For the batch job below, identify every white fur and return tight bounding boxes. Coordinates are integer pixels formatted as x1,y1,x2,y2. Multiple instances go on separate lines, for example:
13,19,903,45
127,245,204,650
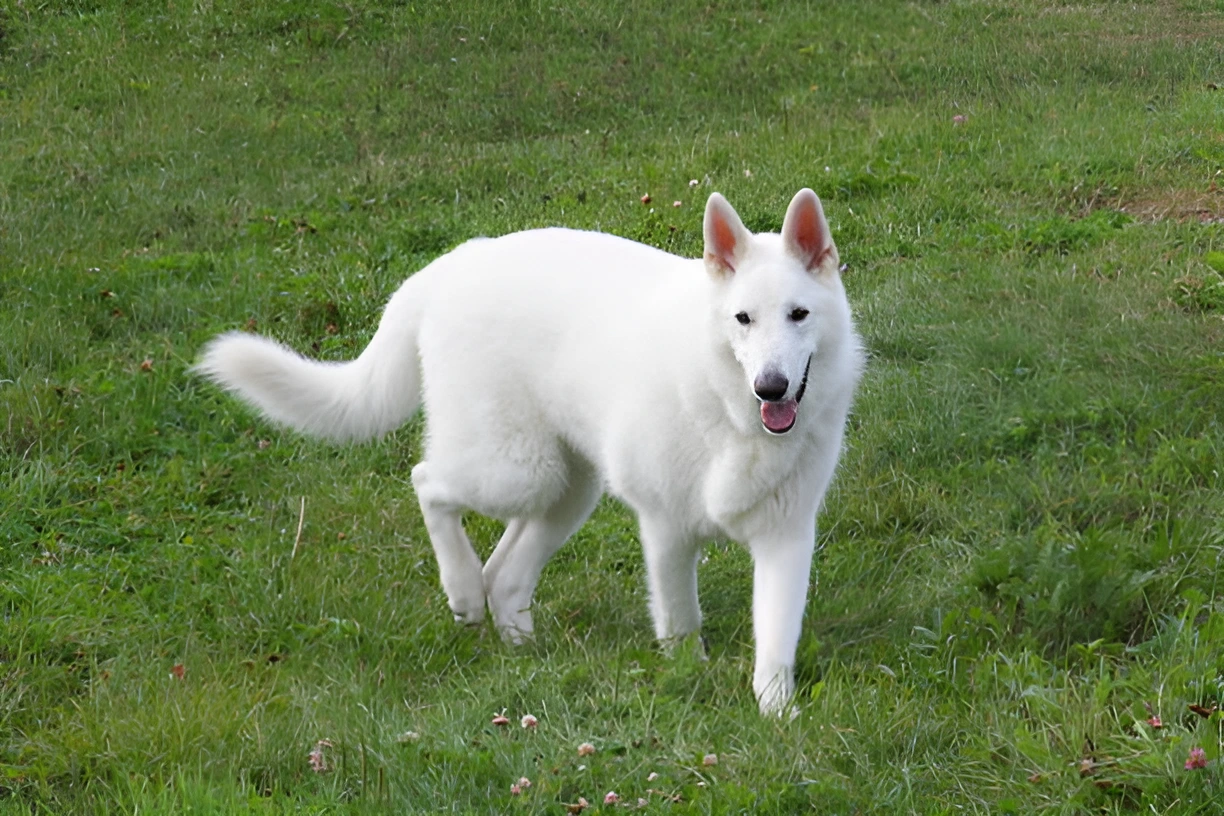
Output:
196,189,864,715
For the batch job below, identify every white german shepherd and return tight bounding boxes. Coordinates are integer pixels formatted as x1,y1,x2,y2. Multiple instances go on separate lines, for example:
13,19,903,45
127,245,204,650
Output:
196,189,864,715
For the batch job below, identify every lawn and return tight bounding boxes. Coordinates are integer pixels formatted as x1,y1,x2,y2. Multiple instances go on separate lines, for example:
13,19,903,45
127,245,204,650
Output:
2,0,1224,812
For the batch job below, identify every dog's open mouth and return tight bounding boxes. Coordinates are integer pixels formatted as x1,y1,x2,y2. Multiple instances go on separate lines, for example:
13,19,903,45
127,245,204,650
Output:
759,356,811,435
761,400,798,434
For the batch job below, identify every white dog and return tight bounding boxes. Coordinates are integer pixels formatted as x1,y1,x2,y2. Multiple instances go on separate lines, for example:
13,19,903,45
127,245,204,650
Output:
196,189,864,715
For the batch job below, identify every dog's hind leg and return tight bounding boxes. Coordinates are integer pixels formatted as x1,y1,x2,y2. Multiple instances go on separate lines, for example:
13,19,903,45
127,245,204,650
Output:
483,460,602,643
411,462,486,624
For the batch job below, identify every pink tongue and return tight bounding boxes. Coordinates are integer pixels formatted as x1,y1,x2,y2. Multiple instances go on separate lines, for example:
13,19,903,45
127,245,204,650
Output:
760,399,798,433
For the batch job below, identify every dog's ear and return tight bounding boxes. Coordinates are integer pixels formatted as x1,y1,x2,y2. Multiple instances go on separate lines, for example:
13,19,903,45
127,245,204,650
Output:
782,188,838,274
703,192,751,278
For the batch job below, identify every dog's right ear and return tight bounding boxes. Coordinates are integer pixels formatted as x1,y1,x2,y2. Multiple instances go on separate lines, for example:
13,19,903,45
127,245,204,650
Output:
703,192,751,279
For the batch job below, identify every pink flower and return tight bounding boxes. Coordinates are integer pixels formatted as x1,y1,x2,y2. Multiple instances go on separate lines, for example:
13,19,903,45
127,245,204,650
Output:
491,713,510,726
952,114,967,125
307,739,333,773
640,194,651,205
604,791,620,804
517,776,532,789
1147,716,1162,729
672,201,682,208
577,742,596,756
510,784,522,795
1186,747,1208,770
521,714,538,728
702,753,718,766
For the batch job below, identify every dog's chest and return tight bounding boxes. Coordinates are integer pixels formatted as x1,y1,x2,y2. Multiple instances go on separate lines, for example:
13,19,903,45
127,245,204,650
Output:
601,418,813,540
699,436,815,534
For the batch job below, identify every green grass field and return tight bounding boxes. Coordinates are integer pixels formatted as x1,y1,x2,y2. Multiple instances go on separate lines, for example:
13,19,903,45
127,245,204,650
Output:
3,0,1224,812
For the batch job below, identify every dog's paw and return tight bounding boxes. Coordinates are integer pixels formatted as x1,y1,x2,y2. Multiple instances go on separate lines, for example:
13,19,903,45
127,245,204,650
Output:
765,703,801,722
449,597,487,625
444,570,488,625
754,669,796,717
757,696,800,720
496,619,534,646
485,575,536,644
659,631,707,661
490,605,534,645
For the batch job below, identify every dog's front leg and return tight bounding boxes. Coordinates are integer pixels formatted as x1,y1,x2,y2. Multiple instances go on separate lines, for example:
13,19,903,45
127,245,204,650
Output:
638,515,702,643
749,533,815,716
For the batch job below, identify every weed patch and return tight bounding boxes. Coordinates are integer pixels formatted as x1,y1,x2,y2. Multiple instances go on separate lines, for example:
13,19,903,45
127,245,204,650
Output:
974,209,1132,255
1173,256,1224,312
967,523,1207,650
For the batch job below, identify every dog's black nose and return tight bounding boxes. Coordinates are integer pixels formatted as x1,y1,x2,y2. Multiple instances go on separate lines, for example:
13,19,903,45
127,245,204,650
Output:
753,372,789,402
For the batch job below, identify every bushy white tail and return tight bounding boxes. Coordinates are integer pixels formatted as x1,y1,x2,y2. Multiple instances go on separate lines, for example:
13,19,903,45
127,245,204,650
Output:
194,279,426,442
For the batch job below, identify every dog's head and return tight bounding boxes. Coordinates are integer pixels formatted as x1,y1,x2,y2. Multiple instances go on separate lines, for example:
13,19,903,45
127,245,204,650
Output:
703,188,846,435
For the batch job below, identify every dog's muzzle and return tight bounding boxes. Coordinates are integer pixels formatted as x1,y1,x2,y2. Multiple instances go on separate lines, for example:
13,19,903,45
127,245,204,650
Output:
759,356,811,435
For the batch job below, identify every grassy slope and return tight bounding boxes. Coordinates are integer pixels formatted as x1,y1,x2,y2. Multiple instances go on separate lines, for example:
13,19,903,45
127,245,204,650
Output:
2,0,1224,812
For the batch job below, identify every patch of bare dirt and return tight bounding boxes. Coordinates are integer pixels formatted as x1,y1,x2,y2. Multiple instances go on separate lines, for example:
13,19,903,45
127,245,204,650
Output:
1120,187,1224,225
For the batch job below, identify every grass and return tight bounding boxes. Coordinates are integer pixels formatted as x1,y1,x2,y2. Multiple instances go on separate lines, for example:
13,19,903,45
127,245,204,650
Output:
2,0,1224,812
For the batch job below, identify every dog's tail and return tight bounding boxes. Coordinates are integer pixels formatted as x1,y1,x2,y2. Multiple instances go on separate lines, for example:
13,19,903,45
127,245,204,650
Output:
194,272,430,443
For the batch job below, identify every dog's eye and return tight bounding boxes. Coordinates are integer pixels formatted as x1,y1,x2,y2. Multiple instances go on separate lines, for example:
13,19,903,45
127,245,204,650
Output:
789,308,809,322
735,312,751,326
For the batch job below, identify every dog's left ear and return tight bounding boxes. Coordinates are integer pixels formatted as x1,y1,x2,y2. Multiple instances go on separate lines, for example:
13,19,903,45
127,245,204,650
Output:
782,188,838,274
